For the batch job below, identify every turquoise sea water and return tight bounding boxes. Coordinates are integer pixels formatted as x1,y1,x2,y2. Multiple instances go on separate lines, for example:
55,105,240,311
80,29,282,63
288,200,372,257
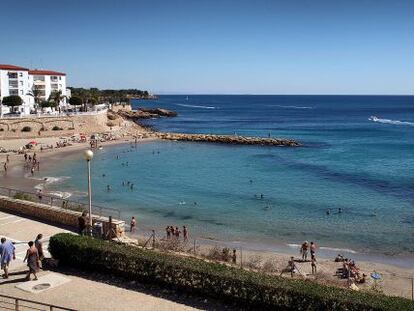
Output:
40,96,414,262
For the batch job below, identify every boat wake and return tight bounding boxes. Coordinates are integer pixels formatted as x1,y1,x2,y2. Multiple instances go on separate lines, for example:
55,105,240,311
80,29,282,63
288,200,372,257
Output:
175,103,217,109
369,116,414,126
274,105,313,109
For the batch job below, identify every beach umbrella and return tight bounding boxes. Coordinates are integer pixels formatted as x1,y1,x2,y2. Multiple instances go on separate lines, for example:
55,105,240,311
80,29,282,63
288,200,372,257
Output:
28,141,38,145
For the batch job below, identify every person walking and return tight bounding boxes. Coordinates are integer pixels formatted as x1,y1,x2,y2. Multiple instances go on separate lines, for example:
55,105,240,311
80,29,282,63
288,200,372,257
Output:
0,238,15,279
34,234,44,262
23,241,39,281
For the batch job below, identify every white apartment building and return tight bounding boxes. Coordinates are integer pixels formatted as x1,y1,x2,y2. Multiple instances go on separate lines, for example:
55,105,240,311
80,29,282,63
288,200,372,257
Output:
0,64,68,116
0,64,32,115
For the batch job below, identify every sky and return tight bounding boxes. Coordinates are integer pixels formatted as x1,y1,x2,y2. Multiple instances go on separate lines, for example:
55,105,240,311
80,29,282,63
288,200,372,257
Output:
1,0,413,94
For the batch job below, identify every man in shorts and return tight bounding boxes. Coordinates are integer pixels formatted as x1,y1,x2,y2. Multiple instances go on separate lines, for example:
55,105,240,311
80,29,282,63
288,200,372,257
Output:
0,237,16,279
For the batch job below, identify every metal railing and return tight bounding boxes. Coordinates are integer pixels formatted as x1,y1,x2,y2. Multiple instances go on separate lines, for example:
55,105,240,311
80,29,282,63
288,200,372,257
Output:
0,186,121,220
0,294,77,311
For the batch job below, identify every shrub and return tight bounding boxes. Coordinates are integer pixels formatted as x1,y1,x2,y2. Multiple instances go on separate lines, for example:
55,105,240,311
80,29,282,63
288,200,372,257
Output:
52,126,63,131
48,234,414,311
2,95,22,107
106,121,116,127
0,128,4,132
13,192,34,202
21,126,32,132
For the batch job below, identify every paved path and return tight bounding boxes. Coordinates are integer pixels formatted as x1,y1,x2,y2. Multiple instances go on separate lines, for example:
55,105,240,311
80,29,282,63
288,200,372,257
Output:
0,211,200,311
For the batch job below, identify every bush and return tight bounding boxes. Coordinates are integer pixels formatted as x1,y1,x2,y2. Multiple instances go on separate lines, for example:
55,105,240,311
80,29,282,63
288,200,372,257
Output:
48,234,414,311
13,192,34,202
107,114,118,121
0,128,4,132
52,126,63,131
21,126,32,132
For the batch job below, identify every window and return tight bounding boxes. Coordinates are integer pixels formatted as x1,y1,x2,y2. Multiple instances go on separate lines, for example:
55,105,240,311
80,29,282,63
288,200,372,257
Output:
59,76,62,80
20,90,23,95
10,89,18,95
20,81,23,86
51,76,58,82
8,72,18,79
19,72,23,77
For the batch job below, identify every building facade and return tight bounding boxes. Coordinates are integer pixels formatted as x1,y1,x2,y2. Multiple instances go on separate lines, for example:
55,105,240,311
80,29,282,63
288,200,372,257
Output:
0,64,68,116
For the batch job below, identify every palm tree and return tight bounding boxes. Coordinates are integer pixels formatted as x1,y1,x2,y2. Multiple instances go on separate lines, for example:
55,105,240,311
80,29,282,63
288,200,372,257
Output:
27,85,43,113
49,90,65,113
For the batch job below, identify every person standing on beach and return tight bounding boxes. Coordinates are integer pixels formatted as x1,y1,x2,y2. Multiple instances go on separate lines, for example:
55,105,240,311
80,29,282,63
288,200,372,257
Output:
130,217,136,233
300,241,309,261
78,211,87,235
183,226,188,242
23,241,39,281
3,162,7,173
310,241,316,257
31,167,35,176
0,238,15,279
175,227,180,239
6,155,9,163
311,255,317,274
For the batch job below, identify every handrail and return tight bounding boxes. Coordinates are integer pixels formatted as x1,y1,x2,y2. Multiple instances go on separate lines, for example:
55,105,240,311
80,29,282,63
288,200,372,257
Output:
0,293,77,311
0,186,121,220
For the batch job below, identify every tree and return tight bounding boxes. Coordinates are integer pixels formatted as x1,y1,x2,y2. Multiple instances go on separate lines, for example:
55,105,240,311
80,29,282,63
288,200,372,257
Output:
2,96,23,110
69,96,82,109
39,101,54,109
49,90,62,104
27,85,43,112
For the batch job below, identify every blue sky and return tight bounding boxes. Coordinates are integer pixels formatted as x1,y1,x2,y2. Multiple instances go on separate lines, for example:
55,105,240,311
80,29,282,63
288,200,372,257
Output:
1,0,413,94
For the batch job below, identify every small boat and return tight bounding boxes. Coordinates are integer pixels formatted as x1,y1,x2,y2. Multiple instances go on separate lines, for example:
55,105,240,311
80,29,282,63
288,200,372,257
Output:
368,116,379,121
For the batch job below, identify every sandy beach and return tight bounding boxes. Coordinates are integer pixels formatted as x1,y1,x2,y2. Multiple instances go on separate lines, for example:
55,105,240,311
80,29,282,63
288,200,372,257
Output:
0,119,413,301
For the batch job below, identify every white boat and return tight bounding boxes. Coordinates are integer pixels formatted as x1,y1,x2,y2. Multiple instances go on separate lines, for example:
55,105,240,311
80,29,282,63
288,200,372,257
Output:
369,116,379,121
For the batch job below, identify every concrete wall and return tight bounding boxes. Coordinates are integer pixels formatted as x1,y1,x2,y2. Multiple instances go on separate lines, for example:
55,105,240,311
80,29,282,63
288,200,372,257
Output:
0,195,125,238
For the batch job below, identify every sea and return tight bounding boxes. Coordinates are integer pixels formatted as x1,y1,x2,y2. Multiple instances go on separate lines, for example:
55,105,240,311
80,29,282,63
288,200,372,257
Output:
38,95,414,265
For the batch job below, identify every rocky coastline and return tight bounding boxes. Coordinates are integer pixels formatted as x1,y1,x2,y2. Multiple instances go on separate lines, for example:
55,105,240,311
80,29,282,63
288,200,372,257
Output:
155,132,300,146
117,107,300,147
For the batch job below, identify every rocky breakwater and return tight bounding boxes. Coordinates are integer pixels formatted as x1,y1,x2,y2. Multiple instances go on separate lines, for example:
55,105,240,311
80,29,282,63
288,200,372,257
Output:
117,108,177,120
155,132,300,147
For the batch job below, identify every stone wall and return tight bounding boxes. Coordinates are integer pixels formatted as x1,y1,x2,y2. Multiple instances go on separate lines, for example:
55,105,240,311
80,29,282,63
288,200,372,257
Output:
0,196,125,238
0,112,111,139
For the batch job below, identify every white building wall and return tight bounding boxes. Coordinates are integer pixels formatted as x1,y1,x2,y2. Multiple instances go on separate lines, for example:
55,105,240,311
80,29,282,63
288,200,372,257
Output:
0,69,32,115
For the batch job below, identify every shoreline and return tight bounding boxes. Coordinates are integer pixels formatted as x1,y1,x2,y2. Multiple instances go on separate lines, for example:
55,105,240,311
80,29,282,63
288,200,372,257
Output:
1,131,414,299
2,140,413,266
2,138,413,266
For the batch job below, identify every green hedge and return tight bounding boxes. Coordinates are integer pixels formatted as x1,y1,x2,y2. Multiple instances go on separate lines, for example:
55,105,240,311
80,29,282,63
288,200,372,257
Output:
49,233,414,311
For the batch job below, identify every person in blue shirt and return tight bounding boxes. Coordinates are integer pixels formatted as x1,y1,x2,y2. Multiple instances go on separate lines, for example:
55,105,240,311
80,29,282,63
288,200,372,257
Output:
0,237,16,279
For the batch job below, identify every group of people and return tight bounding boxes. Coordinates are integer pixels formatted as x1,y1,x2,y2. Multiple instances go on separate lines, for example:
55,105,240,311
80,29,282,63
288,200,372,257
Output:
165,225,188,241
24,152,40,176
335,254,366,284
0,234,44,281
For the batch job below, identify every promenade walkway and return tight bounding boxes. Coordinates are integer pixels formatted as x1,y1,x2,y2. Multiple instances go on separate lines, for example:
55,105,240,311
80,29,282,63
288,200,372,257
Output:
0,210,201,311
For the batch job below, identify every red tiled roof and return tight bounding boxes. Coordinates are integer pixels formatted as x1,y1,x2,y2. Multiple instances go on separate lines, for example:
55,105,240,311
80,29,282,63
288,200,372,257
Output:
29,70,66,76
0,64,29,71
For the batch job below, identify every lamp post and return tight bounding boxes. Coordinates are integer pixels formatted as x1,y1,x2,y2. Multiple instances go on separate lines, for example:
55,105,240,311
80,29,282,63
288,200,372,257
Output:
83,149,94,236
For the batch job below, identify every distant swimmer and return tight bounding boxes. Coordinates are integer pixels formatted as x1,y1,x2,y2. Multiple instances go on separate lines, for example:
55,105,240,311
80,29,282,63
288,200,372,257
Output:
130,184,134,190
338,208,342,214
116,155,119,159
122,181,125,186
107,185,111,192
193,202,197,206
179,201,186,205
326,209,331,215
249,179,253,184
127,181,130,185
102,174,106,177
260,193,264,199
